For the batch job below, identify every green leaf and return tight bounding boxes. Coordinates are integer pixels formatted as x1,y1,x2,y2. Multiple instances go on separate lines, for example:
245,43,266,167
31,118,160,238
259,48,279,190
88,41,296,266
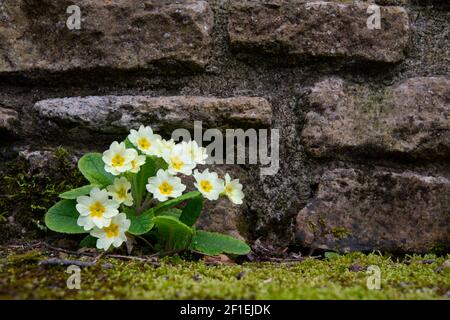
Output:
158,208,182,220
123,137,135,149
80,235,97,248
132,156,167,207
189,231,251,256
59,185,96,199
180,194,203,226
124,207,155,235
153,191,202,215
45,200,85,234
152,215,193,251
78,153,115,187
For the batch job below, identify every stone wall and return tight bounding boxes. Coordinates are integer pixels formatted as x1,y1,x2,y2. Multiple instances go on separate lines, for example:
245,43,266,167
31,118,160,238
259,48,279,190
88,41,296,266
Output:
0,0,449,253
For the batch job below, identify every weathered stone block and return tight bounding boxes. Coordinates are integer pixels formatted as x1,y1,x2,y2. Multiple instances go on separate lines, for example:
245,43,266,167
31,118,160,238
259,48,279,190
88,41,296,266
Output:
32,95,272,135
0,107,18,134
228,0,410,63
0,0,213,74
296,168,450,253
18,148,78,176
301,77,450,159
196,165,250,241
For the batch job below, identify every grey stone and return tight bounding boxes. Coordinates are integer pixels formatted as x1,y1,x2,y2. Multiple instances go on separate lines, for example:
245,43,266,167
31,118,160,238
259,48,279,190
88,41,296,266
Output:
0,0,213,74
301,77,450,159
33,95,272,135
180,164,250,241
196,165,250,241
228,0,410,63
296,168,450,253
0,107,18,134
18,149,78,175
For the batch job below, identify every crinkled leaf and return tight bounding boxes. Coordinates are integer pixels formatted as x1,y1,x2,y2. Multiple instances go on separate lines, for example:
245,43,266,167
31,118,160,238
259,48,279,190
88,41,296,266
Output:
45,199,85,234
180,193,203,227
59,185,96,199
152,215,193,251
189,231,251,256
78,153,115,187
124,207,155,235
153,191,202,215
158,208,182,220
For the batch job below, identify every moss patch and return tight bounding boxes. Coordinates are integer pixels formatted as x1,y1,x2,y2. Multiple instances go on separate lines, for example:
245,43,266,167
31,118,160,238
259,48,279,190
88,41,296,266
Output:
0,150,84,243
1,248,449,300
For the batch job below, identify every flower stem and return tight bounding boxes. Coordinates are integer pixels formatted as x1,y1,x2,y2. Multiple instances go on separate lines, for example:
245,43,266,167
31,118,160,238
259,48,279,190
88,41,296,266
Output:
141,194,152,211
136,194,152,214
130,173,142,210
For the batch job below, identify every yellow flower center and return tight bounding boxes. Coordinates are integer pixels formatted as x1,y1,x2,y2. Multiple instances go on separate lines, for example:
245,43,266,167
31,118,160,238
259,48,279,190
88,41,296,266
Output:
103,223,120,238
116,187,127,199
171,156,184,171
89,202,106,218
200,180,213,193
131,160,138,170
138,138,151,150
111,154,125,167
159,181,174,195
225,185,233,195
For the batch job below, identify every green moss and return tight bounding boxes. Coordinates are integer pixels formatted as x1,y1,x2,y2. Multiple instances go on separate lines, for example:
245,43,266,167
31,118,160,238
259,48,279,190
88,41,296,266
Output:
0,151,84,242
330,228,351,239
1,250,449,300
307,221,317,232
5,250,43,264
313,218,350,240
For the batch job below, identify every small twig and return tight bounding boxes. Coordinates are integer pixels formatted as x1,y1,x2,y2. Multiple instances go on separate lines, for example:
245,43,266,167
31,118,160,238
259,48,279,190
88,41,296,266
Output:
41,243,156,262
0,242,43,250
93,251,106,264
42,242,96,257
267,257,306,262
105,254,154,262
39,258,96,267
6,241,175,265
264,255,320,263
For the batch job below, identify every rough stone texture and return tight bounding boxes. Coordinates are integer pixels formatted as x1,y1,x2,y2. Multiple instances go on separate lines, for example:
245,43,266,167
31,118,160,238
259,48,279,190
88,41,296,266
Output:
296,168,450,253
17,149,78,176
196,165,250,241
0,1,449,253
228,0,410,63
32,95,272,136
0,0,213,74
301,77,450,159
199,197,248,241
0,107,18,134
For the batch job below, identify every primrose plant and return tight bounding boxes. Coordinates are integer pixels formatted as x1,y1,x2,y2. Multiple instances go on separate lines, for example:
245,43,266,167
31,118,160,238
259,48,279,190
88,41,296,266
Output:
45,125,250,256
